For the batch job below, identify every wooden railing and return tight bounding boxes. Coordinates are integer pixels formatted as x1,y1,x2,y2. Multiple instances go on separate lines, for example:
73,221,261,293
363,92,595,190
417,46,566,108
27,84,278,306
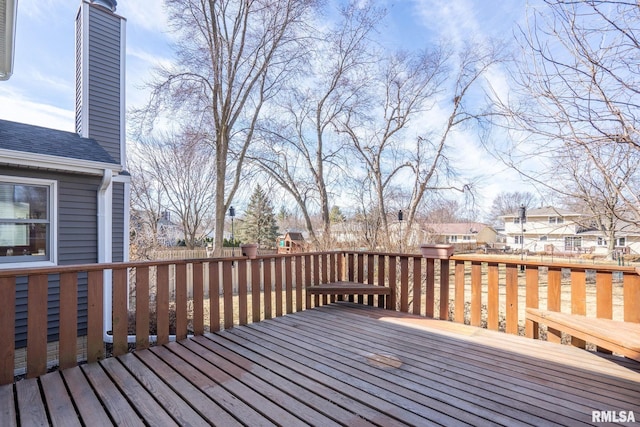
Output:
1,250,639,384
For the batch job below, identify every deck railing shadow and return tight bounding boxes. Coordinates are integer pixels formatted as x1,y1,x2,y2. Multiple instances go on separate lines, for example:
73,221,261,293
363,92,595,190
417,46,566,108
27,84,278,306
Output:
0,250,639,384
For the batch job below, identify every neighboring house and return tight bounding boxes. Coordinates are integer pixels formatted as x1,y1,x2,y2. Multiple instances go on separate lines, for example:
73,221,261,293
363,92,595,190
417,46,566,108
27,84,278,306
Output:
422,222,498,248
0,0,129,347
501,206,639,256
502,207,584,253
577,222,640,258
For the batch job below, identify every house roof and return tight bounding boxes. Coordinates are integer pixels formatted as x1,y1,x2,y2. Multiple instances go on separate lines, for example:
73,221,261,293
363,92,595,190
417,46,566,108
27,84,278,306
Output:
0,119,118,164
424,222,494,236
502,206,582,218
285,232,304,241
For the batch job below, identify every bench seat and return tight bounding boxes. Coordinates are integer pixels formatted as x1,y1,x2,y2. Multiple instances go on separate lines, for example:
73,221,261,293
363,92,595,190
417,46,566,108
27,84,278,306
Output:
307,281,391,295
526,308,640,362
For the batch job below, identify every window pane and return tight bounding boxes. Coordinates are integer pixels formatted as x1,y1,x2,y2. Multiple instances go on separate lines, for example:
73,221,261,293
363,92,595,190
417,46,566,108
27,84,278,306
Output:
0,183,48,220
0,223,48,259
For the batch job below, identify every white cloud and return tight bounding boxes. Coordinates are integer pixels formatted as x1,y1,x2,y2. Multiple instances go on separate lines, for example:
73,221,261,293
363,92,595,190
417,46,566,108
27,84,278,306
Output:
0,88,74,132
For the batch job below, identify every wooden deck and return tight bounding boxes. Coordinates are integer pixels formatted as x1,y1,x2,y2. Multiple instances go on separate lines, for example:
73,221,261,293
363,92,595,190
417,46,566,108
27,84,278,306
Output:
2,303,640,426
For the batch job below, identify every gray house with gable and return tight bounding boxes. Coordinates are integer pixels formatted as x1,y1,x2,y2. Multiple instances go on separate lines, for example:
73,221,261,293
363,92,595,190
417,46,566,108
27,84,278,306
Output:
0,0,129,349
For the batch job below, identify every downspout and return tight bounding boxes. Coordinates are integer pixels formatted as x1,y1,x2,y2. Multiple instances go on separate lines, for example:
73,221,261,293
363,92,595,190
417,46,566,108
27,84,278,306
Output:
98,169,113,340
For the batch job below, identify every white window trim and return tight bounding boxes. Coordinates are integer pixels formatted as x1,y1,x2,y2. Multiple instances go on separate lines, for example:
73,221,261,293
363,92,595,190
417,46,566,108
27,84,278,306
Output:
0,175,57,268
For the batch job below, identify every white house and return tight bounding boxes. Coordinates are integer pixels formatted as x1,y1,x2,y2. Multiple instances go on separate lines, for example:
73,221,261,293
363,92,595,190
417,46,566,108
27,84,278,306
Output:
501,206,640,257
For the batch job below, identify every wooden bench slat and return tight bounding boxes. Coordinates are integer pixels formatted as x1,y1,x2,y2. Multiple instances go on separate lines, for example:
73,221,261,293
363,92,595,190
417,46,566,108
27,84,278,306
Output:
307,281,391,295
526,308,640,362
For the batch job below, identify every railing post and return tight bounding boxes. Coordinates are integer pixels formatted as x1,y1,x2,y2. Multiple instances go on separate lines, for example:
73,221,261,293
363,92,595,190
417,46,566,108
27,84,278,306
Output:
87,270,104,363
505,264,518,335
263,258,272,320
547,268,562,343
412,257,421,315
0,277,15,385
208,261,221,332
624,270,640,323
136,266,150,350
570,269,586,347
470,262,482,327
525,266,539,339
193,262,204,335
454,260,465,323
487,263,499,330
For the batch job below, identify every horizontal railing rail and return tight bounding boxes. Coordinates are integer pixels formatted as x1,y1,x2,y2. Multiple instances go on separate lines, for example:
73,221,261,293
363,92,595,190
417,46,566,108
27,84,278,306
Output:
1,250,639,385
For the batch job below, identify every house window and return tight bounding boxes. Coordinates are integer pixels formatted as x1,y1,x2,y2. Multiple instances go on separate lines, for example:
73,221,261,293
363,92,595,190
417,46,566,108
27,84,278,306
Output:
597,237,606,246
447,236,458,243
540,236,548,241
0,177,56,266
564,236,582,251
463,235,471,241
548,216,564,224
616,237,626,247
513,217,526,224
514,236,523,244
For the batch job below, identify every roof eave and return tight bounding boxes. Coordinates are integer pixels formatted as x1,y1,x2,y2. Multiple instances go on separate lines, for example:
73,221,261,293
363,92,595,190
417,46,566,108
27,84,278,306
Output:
0,0,18,81
0,148,123,176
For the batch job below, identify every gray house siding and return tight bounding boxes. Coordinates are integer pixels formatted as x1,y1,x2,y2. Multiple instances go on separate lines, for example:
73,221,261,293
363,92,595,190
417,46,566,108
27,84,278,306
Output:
2,167,100,347
76,4,122,163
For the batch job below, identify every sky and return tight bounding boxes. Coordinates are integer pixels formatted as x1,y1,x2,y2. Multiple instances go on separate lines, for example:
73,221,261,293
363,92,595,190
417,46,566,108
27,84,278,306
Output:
0,0,538,219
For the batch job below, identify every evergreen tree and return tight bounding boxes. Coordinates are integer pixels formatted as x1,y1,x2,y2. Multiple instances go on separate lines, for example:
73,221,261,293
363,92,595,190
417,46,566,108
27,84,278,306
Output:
237,185,279,248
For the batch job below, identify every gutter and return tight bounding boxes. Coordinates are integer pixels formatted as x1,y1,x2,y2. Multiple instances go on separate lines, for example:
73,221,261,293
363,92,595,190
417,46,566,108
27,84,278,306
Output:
0,148,122,176
0,0,18,81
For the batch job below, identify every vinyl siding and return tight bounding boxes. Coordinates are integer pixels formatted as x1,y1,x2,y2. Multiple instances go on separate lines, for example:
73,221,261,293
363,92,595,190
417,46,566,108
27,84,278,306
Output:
1,168,99,347
78,4,122,163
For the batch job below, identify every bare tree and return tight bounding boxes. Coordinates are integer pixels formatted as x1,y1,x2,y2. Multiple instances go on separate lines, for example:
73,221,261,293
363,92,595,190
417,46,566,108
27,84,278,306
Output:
551,142,638,258
133,0,316,255
342,42,502,250
131,130,217,249
494,0,640,225
128,157,167,260
250,1,382,248
339,48,448,249
487,191,539,226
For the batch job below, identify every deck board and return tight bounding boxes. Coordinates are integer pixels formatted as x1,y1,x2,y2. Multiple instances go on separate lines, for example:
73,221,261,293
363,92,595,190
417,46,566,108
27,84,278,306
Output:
5,302,640,426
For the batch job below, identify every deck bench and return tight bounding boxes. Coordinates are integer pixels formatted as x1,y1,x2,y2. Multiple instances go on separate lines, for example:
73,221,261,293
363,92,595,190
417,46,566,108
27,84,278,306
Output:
307,281,392,308
526,308,640,362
